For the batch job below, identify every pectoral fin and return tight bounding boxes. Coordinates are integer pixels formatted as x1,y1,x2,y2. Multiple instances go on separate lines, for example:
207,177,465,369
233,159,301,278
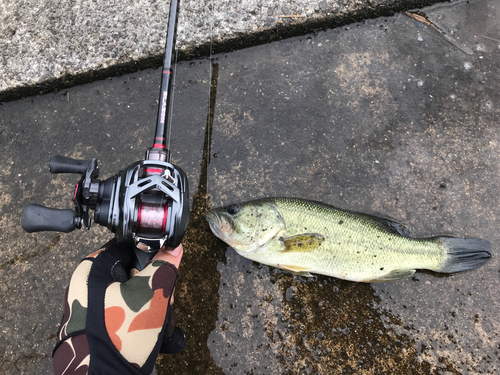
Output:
278,264,314,277
363,269,416,283
279,233,325,253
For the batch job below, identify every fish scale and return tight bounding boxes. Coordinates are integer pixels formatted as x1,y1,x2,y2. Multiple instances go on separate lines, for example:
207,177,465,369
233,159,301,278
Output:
206,197,491,282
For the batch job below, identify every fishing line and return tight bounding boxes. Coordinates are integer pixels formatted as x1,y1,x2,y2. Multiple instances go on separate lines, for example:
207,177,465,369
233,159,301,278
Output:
205,0,215,210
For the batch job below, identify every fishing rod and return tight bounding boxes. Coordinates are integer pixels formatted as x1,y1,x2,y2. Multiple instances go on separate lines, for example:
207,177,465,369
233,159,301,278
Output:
21,0,189,270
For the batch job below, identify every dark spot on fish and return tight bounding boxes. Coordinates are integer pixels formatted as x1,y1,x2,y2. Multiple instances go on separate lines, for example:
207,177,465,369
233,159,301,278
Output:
432,206,438,210
338,220,344,225
439,182,447,189
373,255,377,257
380,267,384,270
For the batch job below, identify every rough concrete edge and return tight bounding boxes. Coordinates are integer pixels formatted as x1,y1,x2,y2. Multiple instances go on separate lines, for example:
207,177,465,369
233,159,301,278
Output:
0,0,448,103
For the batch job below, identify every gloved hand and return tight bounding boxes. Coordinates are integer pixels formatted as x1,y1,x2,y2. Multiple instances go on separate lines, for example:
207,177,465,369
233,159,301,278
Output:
53,239,185,375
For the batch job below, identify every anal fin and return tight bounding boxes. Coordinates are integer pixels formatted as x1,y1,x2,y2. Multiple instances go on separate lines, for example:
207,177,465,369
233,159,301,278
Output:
363,269,416,283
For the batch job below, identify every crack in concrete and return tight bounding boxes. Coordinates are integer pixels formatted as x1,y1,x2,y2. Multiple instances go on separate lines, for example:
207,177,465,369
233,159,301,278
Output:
0,233,61,270
405,11,474,55
14,353,49,372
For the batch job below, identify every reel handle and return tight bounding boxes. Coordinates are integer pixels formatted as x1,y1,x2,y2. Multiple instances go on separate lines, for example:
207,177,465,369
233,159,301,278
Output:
22,204,80,233
49,155,92,174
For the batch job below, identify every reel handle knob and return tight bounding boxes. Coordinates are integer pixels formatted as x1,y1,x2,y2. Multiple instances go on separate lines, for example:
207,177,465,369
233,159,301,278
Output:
49,155,92,174
22,204,80,233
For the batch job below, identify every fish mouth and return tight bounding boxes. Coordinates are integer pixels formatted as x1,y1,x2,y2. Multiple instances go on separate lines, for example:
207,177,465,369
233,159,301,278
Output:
205,210,234,241
205,211,223,237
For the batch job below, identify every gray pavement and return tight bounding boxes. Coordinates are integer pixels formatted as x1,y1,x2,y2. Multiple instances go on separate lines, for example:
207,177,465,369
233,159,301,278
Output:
1,0,446,102
1,0,500,374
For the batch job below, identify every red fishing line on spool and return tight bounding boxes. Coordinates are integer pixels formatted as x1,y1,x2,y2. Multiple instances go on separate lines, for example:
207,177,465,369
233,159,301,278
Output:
137,201,168,235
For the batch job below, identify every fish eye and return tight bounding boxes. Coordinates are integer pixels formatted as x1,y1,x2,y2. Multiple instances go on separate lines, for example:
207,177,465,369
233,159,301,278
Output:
227,205,239,215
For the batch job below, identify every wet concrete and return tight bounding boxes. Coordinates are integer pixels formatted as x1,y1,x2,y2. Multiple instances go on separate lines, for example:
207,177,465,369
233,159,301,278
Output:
1,0,499,374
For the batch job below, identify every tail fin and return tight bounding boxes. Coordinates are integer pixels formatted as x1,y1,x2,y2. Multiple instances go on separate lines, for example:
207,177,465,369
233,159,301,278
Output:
439,237,492,273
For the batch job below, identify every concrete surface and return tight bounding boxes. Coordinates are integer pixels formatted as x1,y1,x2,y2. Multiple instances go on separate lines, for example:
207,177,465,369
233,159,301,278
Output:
204,1,500,373
1,0,447,102
1,0,499,374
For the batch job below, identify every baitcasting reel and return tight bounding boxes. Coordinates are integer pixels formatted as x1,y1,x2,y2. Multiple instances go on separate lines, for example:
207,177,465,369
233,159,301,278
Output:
22,153,189,252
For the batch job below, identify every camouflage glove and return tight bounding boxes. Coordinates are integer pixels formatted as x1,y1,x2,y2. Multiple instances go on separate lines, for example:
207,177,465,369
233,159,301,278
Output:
53,239,185,375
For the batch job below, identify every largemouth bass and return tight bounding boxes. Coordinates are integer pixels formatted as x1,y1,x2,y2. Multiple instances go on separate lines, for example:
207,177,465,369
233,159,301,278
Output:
205,197,491,282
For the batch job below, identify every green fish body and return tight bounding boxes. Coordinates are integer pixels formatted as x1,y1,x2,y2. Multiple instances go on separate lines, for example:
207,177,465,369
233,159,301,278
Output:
205,198,491,282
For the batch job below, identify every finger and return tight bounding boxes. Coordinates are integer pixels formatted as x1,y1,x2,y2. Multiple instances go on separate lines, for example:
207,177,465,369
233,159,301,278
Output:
152,244,183,269
129,268,140,277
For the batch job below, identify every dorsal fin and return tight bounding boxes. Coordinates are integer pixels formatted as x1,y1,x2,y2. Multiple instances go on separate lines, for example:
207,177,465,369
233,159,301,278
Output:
350,211,411,237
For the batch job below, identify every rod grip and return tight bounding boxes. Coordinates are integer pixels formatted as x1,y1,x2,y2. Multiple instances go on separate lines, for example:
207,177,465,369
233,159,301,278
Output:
22,204,79,233
49,155,91,174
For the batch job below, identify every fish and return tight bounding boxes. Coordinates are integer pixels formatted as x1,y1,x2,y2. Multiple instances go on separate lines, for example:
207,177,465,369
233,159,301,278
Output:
205,197,492,282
